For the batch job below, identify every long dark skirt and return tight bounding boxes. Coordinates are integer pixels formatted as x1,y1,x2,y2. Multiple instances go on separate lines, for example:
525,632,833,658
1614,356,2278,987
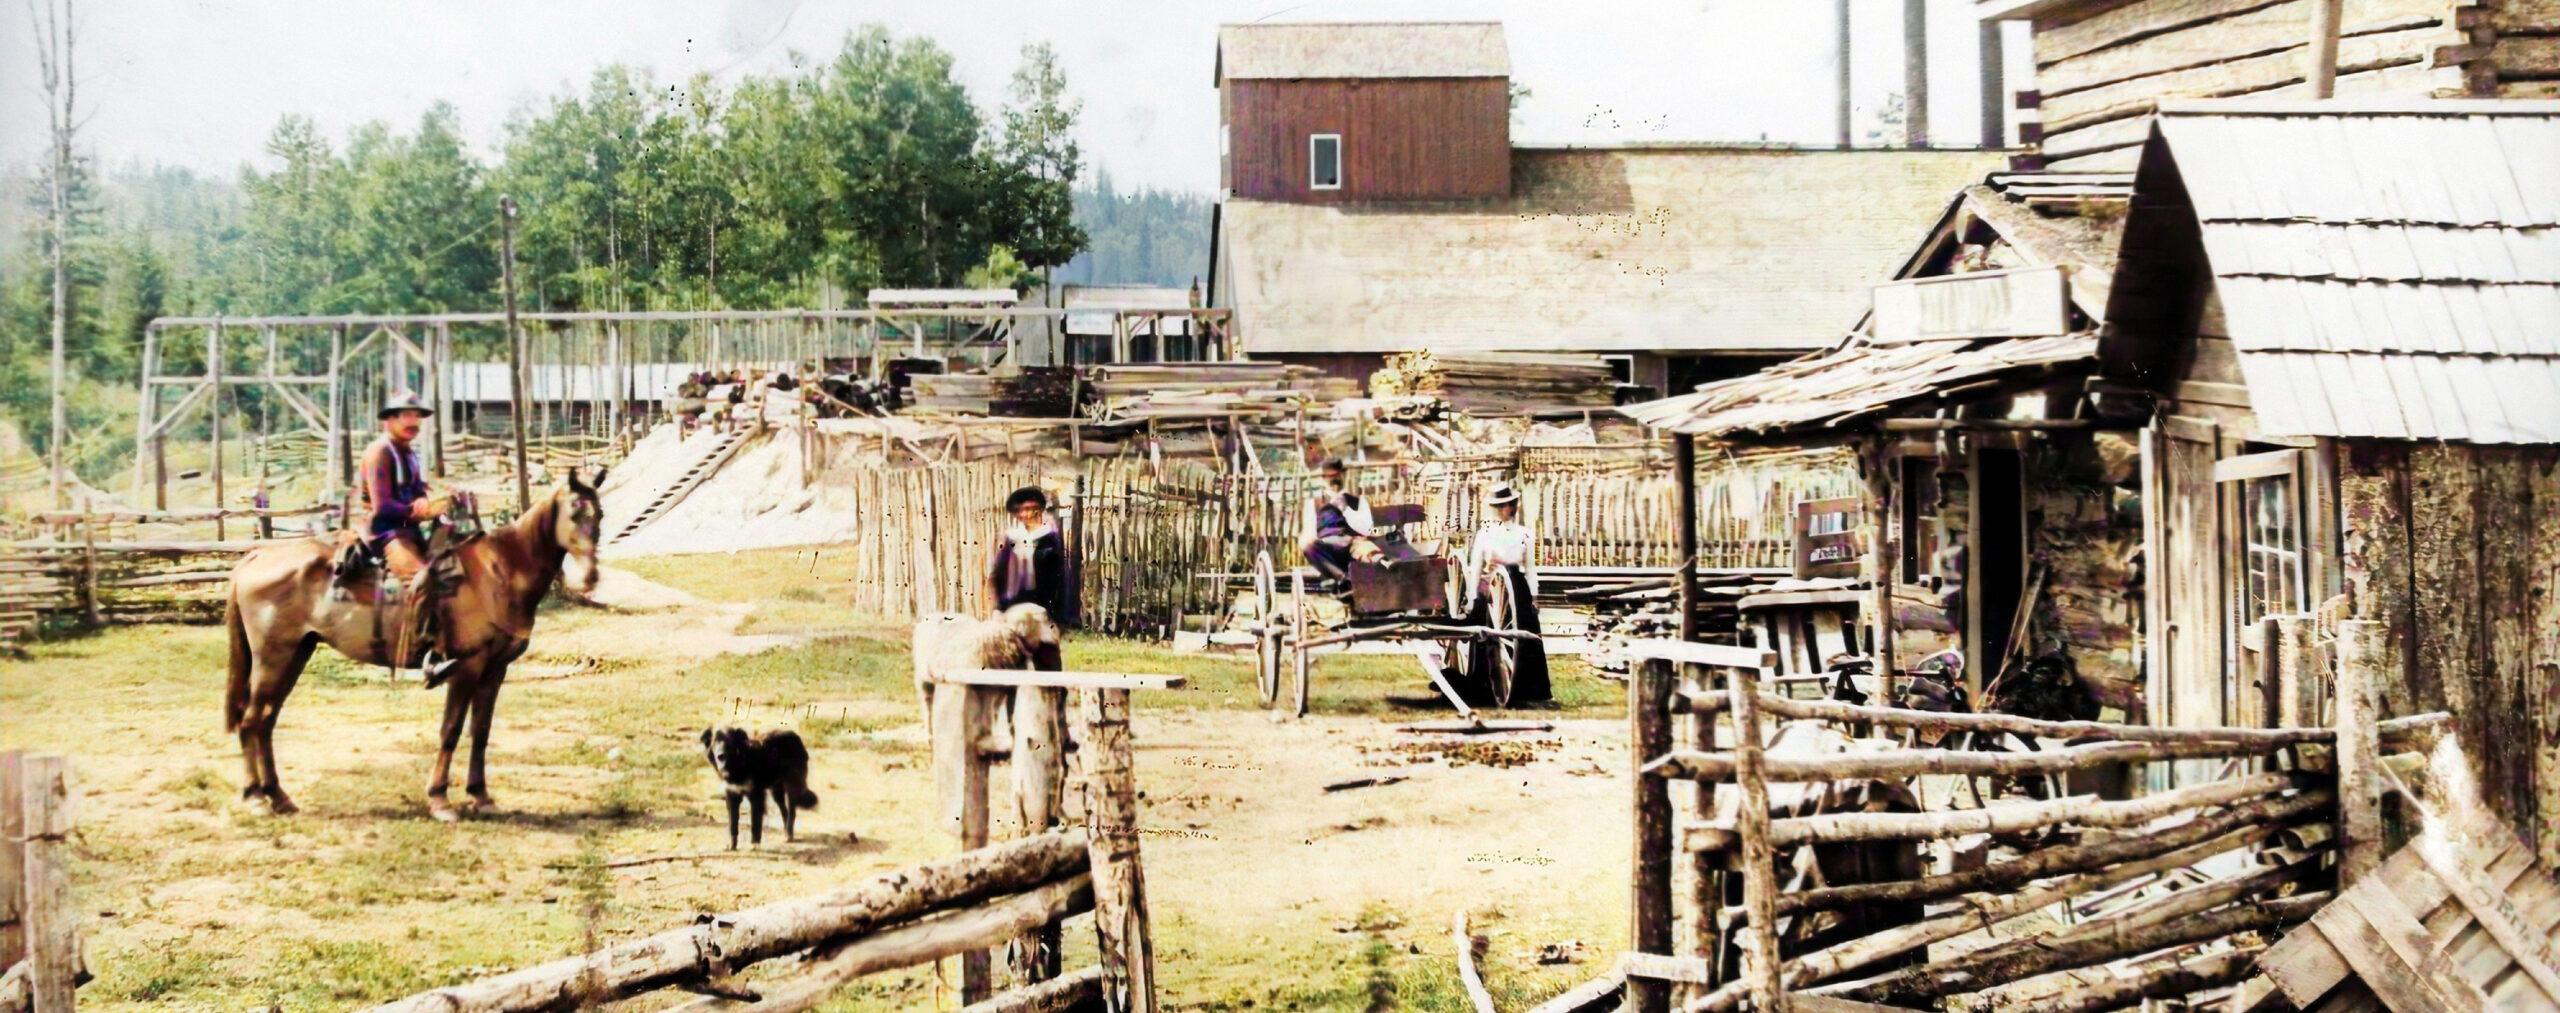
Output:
1459,566,1550,705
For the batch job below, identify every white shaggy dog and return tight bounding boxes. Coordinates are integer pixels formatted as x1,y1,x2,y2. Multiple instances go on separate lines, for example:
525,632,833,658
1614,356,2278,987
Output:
911,603,1063,727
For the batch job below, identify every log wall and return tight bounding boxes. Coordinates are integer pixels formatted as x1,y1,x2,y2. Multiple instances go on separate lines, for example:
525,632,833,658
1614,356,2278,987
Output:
2493,0,2560,95
2027,0,2469,171
2335,441,2560,862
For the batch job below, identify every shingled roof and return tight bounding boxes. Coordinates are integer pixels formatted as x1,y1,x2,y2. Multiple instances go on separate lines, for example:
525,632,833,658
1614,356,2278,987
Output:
1218,146,2007,356
1214,22,1508,84
2105,100,2560,444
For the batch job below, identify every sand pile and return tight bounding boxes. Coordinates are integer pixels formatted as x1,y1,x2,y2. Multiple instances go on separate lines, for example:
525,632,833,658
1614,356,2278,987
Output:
602,428,856,558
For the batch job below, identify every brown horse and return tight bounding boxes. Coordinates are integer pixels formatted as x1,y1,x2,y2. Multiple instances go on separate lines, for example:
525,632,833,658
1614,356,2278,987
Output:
223,470,605,820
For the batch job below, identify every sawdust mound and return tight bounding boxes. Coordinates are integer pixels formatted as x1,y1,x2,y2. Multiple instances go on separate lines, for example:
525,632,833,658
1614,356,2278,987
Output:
601,427,858,558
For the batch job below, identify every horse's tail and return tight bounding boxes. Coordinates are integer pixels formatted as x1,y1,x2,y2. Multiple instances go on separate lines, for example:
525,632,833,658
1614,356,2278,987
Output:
223,591,252,733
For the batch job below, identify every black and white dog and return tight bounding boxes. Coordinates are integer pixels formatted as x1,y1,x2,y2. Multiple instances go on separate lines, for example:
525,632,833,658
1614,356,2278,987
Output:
700,727,820,849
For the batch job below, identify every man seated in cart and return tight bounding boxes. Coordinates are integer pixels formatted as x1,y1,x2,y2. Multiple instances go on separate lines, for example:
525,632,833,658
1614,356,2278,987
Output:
1460,482,1550,703
1297,458,1382,584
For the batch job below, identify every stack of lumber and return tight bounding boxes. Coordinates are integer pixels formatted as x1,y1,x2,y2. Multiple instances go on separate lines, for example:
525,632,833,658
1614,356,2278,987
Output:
909,368,1080,418
1374,350,1618,416
1081,362,1355,420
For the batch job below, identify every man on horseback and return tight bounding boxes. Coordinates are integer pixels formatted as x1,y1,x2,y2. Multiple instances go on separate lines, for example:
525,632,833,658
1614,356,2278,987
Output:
362,392,458,685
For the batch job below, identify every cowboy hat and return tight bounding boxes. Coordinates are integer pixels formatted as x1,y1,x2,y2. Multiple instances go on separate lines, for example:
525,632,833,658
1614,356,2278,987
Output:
378,391,435,419
1486,482,1520,507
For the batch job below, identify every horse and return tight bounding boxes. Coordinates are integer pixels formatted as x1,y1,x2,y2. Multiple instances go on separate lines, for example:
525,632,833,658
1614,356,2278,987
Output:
223,469,605,821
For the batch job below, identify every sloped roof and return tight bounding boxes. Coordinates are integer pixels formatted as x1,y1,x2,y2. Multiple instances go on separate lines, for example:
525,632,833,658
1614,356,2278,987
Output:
1215,23,1507,84
2121,100,2560,444
1885,173,2131,319
1619,334,2099,438
1220,146,2008,355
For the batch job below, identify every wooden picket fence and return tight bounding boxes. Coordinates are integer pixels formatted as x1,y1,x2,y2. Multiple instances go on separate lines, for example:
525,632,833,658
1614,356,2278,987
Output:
819,446,1859,635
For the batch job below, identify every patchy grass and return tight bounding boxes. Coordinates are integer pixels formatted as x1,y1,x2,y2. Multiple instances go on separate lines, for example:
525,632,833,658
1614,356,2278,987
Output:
0,547,1627,1011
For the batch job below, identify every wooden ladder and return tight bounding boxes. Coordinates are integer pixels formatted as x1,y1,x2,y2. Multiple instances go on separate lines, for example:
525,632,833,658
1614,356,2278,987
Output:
603,430,751,546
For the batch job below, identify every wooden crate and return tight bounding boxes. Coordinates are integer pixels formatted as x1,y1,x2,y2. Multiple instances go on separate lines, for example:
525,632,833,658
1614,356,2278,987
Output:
2261,816,2560,1012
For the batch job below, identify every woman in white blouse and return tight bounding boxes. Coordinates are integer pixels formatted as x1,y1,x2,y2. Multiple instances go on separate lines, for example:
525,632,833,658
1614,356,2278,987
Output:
1462,482,1551,703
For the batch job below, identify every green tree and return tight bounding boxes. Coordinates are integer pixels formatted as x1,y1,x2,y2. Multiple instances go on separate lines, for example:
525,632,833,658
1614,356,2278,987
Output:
994,42,1086,271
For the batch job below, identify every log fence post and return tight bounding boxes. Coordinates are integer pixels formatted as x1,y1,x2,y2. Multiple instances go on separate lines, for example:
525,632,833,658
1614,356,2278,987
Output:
2335,619,2385,884
1627,656,1674,1013
1725,671,1789,1013
934,683,999,1003
1079,687,1156,1013
1680,661,1719,1009
1010,685,1068,985
2273,614,2318,731
22,754,74,1012
76,520,97,629
0,751,22,969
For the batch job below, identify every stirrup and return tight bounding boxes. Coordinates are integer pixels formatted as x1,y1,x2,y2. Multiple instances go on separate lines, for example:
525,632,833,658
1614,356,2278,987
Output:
421,651,458,689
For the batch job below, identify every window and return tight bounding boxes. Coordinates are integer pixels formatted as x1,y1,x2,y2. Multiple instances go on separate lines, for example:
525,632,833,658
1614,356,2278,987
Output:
1309,133,1342,190
2213,450,2307,627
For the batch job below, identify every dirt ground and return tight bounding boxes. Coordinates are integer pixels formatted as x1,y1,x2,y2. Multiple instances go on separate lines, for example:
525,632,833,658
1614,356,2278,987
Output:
0,548,1632,1011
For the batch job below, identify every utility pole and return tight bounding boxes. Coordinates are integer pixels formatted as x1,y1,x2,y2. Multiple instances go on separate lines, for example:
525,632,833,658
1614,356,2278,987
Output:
1905,0,1930,148
33,0,79,508
501,196,529,512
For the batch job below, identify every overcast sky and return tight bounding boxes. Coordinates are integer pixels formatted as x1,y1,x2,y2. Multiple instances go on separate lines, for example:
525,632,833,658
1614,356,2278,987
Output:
0,0,2028,195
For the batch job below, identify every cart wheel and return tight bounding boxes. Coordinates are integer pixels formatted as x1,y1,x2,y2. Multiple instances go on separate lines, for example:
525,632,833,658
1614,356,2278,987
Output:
1476,572,1521,708
1292,568,1312,718
1254,552,1281,706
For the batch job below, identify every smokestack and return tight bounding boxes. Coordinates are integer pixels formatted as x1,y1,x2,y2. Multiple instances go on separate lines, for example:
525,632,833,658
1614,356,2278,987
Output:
1980,19,2006,148
1838,0,1854,149
1905,0,1930,148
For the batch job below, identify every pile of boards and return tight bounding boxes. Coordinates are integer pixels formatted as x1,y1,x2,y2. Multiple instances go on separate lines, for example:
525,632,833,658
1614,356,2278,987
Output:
1371,350,1619,415
909,367,1077,417
1081,362,1357,421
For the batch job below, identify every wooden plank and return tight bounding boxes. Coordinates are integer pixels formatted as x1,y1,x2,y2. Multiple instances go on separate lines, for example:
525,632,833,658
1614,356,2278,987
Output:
2036,0,2294,66
2494,36,2560,77
2475,449,2537,841
2215,449,2303,483
2410,445,2485,808
2406,837,2560,1007
2338,444,2417,716
1623,639,1778,671
2533,451,2560,867
2042,24,2441,135
2263,923,2357,1007
936,670,1187,691
1617,952,1717,984
2039,0,2443,96
2493,0,2560,32
2333,880,2492,1013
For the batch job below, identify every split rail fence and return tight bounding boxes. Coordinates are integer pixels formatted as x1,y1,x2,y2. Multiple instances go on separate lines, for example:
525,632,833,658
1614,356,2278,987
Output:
354,669,1165,1013
1575,618,2446,1013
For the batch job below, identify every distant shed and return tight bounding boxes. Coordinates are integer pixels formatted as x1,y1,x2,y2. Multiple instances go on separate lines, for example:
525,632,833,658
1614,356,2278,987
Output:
2100,100,2560,853
1215,22,1513,203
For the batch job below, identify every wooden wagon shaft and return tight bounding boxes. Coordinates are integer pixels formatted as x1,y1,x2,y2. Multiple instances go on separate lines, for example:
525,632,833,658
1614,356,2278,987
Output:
1826,893,2327,1005
353,831,1090,1013
1688,817,2303,1013
1688,771,2310,850
1526,970,1627,1013
954,965,1105,1013
1289,625,1538,651
662,876,1094,1013
2001,946,2264,1013
1768,788,2333,916
1647,738,2290,784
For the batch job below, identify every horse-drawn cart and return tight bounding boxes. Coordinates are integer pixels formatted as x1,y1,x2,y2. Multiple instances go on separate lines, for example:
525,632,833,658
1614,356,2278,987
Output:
1243,503,1542,718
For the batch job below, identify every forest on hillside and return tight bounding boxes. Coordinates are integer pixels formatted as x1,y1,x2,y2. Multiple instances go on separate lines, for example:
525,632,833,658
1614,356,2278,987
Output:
0,25,1209,482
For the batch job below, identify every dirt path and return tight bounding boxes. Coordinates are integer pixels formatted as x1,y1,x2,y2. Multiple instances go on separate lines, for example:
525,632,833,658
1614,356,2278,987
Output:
0,559,1628,1011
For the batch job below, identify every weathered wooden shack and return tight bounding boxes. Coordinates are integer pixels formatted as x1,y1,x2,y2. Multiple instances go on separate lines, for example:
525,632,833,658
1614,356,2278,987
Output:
2098,99,2560,854
1620,169,2143,719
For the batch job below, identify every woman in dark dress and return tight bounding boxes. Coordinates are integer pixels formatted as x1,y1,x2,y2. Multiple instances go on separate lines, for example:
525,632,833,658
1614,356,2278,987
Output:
986,485,1067,618
1463,482,1551,704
